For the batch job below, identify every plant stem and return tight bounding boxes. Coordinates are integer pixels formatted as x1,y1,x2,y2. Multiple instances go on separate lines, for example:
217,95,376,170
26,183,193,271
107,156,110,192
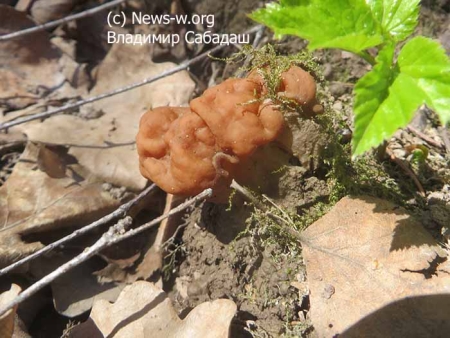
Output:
357,51,376,65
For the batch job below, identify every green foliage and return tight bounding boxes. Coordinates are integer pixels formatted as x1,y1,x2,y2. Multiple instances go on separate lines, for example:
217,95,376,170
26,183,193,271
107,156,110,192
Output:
353,43,396,155
354,37,450,155
250,0,450,156
250,0,383,53
367,0,420,41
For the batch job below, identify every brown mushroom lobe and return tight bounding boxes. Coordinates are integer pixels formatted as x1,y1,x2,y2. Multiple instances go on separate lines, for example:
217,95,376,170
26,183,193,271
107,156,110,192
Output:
136,65,320,196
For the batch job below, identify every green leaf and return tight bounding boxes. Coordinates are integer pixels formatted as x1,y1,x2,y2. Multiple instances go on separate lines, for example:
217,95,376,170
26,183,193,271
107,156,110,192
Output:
352,37,450,156
352,43,396,155
398,37,450,124
367,0,420,41
250,0,383,53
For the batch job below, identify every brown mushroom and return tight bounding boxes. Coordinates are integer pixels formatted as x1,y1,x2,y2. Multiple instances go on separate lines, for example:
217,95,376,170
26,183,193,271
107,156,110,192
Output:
136,65,321,198
190,77,284,157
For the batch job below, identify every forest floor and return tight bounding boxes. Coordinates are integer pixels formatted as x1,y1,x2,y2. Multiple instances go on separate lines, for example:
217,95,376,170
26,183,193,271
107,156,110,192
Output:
0,0,449,337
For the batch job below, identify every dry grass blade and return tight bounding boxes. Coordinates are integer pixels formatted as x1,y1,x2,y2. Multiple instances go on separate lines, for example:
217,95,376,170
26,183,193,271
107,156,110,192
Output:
0,0,127,41
0,184,156,277
0,188,212,318
407,125,445,149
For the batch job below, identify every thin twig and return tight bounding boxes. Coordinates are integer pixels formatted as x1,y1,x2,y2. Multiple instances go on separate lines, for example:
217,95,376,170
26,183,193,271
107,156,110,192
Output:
231,181,420,302
230,180,261,207
111,188,211,242
0,0,128,42
386,147,425,197
0,25,263,132
407,126,444,149
439,127,450,154
232,181,371,269
0,54,203,131
0,188,212,317
0,184,156,277
252,26,265,48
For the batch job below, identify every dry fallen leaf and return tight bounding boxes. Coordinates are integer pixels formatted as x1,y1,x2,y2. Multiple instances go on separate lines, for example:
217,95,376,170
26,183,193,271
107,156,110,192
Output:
69,281,237,338
23,42,195,190
0,5,65,114
302,195,450,337
29,254,125,317
0,284,21,338
0,142,122,267
128,194,186,283
29,0,82,24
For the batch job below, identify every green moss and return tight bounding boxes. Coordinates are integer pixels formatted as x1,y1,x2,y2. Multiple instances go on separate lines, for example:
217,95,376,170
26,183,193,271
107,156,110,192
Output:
225,43,428,273
317,110,423,210
217,44,322,116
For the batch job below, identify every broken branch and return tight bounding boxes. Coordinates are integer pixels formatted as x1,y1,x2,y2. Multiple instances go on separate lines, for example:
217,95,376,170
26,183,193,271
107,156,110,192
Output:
0,26,262,132
0,184,156,277
0,188,212,318
0,0,128,42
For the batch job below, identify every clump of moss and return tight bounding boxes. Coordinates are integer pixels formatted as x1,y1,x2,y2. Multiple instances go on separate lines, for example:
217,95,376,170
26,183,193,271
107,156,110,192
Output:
316,110,422,210
216,44,322,115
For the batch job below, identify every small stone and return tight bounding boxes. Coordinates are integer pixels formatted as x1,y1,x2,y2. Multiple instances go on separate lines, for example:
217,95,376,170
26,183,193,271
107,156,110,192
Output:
321,284,335,299
298,311,306,321
332,101,343,111
278,282,290,296
341,51,353,59
323,63,333,79
392,148,406,158
187,278,209,297
329,83,347,97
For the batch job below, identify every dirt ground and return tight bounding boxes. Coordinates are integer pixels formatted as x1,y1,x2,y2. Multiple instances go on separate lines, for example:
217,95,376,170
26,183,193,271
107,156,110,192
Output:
0,0,449,337
162,1,450,336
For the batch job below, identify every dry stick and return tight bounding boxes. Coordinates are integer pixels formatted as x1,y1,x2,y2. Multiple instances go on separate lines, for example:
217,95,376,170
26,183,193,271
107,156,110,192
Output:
386,147,425,197
0,0,128,42
439,127,450,154
231,181,374,276
0,26,262,132
0,54,204,131
0,188,212,318
0,184,156,277
407,126,445,149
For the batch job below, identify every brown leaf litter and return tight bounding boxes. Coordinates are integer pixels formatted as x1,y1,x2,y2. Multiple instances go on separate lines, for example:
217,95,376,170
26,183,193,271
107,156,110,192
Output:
302,195,450,337
69,281,236,338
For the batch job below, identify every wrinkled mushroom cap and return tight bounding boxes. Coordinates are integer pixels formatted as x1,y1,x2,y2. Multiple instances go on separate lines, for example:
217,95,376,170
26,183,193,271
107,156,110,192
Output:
190,78,285,157
137,106,224,195
136,65,321,198
248,65,323,116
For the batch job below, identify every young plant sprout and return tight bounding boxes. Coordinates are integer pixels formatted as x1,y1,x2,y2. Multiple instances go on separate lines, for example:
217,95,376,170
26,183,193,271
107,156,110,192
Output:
250,0,450,156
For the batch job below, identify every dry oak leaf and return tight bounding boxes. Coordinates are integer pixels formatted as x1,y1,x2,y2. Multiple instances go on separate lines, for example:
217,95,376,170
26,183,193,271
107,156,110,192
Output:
0,284,21,338
23,42,195,190
0,142,121,267
302,195,450,338
69,280,237,338
29,0,83,24
0,5,65,114
29,254,125,318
